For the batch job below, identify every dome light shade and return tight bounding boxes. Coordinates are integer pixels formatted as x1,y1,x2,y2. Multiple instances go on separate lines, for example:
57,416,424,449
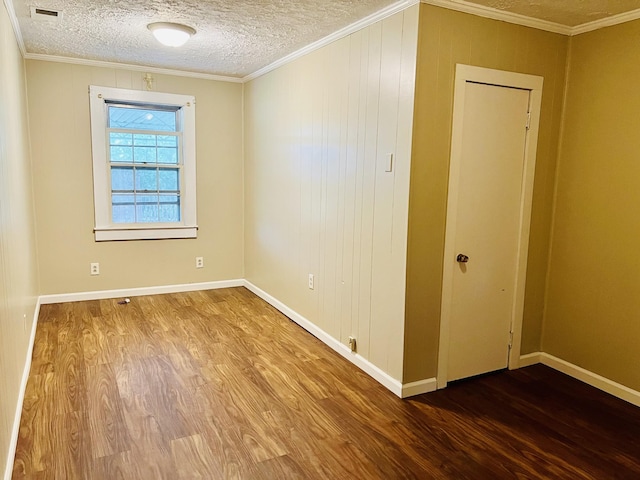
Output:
148,22,196,47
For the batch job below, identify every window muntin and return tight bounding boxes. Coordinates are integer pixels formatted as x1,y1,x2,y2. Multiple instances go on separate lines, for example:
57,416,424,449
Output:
89,86,197,241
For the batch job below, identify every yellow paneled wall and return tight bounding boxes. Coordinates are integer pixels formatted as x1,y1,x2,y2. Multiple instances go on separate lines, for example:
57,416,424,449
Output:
0,3,39,475
26,62,244,294
543,20,640,391
404,5,569,382
244,6,419,380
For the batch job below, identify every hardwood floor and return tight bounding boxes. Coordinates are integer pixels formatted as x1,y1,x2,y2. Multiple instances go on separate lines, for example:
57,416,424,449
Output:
12,287,640,479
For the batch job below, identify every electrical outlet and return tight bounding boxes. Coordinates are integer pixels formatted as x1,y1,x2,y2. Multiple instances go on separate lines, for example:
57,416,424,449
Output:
90,262,100,275
195,256,204,268
348,336,357,352
308,273,314,290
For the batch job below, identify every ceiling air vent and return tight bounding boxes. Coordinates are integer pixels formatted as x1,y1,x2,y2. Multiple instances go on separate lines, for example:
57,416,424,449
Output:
30,6,63,20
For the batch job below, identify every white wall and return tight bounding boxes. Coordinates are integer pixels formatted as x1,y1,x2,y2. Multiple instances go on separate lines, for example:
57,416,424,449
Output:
244,5,419,381
0,2,40,476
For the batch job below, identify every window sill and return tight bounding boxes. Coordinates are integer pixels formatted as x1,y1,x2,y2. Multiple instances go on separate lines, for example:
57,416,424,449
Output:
94,226,198,241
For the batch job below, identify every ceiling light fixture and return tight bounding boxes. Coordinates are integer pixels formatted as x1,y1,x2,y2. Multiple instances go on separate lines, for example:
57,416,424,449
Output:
147,22,196,47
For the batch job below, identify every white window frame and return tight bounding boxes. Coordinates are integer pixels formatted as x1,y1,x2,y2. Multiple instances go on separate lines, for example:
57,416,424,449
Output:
89,85,197,241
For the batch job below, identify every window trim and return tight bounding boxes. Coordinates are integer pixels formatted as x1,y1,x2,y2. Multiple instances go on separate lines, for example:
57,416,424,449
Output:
89,85,197,241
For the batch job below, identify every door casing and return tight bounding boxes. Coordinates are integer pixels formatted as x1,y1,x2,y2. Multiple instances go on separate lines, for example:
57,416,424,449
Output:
437,64,544,389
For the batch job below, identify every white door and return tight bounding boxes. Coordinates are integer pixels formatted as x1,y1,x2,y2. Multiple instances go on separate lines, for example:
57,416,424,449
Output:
447,81,531,382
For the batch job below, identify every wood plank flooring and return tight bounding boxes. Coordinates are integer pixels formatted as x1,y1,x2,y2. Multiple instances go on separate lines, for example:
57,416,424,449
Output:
12,287,640,479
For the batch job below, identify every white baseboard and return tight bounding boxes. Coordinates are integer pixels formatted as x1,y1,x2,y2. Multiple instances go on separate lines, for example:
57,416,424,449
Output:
38,279,245,304
402,378,438,397
518,351,542,367
4,298,41,480
539,353,640,408
243,280,429,398
520,351,640,408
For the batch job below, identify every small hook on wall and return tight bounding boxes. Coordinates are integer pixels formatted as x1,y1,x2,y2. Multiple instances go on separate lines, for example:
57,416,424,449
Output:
143,73,154,91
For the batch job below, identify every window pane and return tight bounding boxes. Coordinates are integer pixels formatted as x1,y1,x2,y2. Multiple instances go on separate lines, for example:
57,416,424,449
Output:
112,194,135,223
108,106,177,132
136,195,159,222
134,147,156,163
135,168,157,191
133,134,156,146
159,195,180,222
110,132,133,146
157,135,177,147
111,167,134,191
158,169,179,191
112,194,135,204
110,146,133,162
157,147,178,164
159,194,180,203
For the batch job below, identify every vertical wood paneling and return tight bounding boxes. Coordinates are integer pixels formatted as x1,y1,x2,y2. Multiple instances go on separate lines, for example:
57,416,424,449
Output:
310,53,325,323
297,59,315,318
115,69,133,90
244,6,419,381
391,9,420,378
349,26,370,355
371,11,413,374
339,31,363,346
321,40,348,340
334,36,352,346
357,19,383,360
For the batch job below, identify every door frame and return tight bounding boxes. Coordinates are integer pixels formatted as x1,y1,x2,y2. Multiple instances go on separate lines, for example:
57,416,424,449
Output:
437,64,544,389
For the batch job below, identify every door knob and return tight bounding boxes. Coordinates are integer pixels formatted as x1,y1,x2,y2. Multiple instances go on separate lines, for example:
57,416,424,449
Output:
456,254,469,263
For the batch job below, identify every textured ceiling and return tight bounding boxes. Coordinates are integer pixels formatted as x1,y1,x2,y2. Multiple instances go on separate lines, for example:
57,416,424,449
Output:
468,0,640,27
11,0,640,78
13,0,398,78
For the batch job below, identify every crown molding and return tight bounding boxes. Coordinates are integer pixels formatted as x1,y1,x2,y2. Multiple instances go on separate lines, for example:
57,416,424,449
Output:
23,53,244,83
570,7,640,36
422,0,640,37
242,0,420,82
3,0,26,55
421,0,572,35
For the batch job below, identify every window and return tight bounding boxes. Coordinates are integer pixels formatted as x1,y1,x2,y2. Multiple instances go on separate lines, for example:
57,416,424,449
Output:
89,86,197,241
